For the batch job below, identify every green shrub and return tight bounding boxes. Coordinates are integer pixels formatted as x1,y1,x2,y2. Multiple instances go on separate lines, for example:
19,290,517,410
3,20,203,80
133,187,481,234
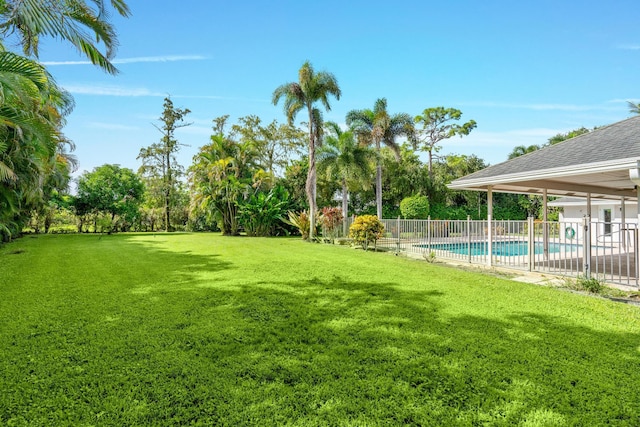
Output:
284,210,320,240
349,215,384,251
400,195,430,219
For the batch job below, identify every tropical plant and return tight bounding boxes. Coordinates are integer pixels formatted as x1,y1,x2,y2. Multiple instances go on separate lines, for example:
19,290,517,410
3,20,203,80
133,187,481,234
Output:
319,206,344,242
0,0,129,241
189,116,261,235
272,61,341,240
0,50,75,241
414,107,477,179
0,0,131,75
346,98,414,218
238,186,290,237
317,121,373,235
507,144,541,159
284,210,322,240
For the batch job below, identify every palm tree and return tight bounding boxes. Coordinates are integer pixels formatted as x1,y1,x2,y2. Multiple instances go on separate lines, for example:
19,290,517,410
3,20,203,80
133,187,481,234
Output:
0,49,75,239
628,101,640,115
272,61,341,240
189,117,261,235
0,0,131,74
508,144,540,159
346,98,414,218
317,121,373,236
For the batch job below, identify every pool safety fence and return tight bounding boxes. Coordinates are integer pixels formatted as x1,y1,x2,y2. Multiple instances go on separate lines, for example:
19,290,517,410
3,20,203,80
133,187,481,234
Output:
368,217,639,288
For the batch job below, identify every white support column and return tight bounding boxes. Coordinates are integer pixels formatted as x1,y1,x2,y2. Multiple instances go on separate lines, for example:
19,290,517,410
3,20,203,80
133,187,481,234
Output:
543,189,548,260
621,196,626,250
528,216,534,272
583,216,591,279
487,186,493,267
584,192,592,279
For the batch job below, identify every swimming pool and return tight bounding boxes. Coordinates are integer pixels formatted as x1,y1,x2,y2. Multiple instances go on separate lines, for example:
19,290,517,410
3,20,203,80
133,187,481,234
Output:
415,241,583,256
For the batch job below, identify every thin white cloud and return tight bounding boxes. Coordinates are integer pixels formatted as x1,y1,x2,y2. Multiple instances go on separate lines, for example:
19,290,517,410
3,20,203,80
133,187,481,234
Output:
42,54,207,66
172,94,270,103
607,98,640,105
460,101,623,112
64,84,165,97
616,44,640,50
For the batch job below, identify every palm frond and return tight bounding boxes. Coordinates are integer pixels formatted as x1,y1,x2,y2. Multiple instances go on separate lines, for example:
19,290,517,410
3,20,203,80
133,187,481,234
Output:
0,0,129,74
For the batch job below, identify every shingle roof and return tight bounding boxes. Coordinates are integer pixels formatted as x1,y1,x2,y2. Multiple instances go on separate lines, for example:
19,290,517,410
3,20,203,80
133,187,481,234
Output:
454,115,640,183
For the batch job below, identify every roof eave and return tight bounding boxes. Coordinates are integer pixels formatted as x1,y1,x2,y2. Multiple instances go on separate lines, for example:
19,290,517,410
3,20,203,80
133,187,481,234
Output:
448,158,640,190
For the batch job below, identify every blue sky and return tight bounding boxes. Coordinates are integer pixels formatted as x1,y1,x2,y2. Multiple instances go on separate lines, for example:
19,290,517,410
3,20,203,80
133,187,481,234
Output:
35,0,640,179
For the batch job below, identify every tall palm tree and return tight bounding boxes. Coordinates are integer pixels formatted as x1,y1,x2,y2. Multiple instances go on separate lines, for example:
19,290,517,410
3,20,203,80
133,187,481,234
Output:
346,98,414,218
272,61,341,240
318,121,373,236
0,0,131,74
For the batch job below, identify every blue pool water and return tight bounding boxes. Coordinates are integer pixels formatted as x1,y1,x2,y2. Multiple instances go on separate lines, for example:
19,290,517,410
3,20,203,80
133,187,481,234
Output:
416,241,582,256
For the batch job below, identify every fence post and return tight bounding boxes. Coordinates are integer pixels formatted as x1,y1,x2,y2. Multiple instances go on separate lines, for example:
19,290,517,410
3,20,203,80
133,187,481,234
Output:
467,215,472,263
427,216,431,251
583,215,591,279
528,216,534,272
396,216,401,255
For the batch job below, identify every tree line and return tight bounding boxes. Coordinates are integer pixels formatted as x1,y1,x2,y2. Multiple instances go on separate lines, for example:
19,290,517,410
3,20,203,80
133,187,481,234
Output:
0,2,610,241
43,88,571,239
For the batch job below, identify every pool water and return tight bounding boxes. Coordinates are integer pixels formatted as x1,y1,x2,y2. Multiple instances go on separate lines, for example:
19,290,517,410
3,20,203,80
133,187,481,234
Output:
417,241,582,256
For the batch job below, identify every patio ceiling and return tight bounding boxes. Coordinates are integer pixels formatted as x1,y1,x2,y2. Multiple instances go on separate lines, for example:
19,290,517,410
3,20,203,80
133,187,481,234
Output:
448,116,640,200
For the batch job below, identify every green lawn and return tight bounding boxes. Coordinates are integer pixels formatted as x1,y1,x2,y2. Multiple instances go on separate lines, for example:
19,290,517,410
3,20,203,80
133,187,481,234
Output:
2,233,640,426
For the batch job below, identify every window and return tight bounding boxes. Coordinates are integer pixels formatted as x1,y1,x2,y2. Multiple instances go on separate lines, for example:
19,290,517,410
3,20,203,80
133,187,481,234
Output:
603,208,612,235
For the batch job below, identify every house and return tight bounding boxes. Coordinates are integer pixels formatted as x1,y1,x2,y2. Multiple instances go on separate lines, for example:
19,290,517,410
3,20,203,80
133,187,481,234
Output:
447,115,640,284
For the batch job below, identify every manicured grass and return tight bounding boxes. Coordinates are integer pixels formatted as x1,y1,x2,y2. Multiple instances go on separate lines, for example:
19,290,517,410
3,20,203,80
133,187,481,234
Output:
2,233,640,426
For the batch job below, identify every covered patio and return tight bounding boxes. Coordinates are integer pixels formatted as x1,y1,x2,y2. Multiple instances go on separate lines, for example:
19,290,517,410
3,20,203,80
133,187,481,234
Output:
446,115,640,287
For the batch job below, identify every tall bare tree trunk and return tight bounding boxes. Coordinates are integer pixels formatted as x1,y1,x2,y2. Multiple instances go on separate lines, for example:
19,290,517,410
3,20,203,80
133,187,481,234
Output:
342,178,349,237
165,151,171,232
307,108,316,241
376,139,382,219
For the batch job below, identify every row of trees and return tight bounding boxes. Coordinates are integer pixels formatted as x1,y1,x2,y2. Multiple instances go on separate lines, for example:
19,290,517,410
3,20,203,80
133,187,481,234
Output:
48,93,502,237
272,61,478,239
28,92,595,238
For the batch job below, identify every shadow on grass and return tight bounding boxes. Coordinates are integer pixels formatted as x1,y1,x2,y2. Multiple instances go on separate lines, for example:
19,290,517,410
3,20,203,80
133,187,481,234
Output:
155,275,640,425
3,234,640,425
106,233,235,291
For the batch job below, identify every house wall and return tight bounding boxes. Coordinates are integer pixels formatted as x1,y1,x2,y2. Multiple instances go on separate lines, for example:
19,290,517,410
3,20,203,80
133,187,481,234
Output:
556,202,638,244
558,203,638,223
